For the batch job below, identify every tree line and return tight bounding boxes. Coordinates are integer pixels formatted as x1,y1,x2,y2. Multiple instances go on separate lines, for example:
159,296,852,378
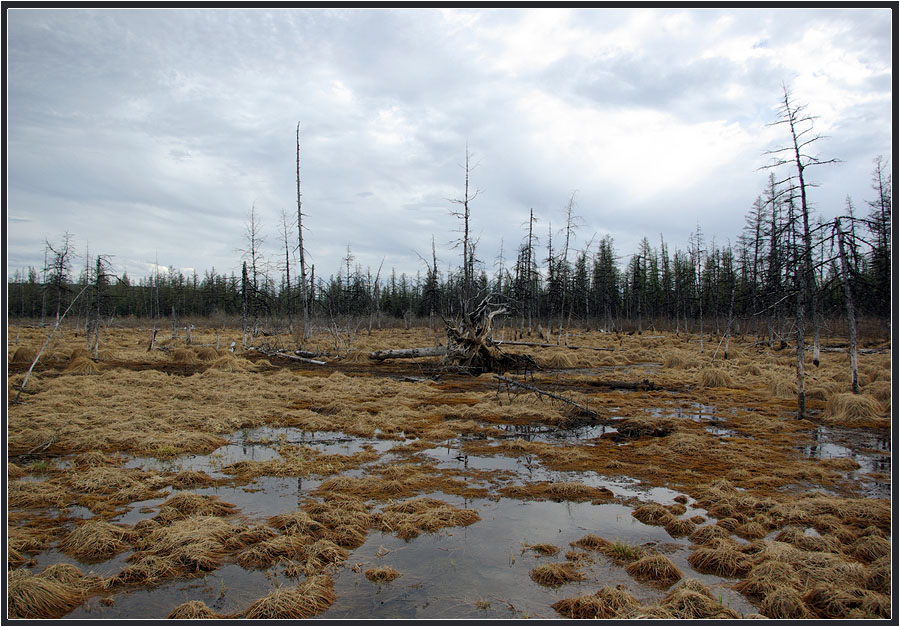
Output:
7,92,892,348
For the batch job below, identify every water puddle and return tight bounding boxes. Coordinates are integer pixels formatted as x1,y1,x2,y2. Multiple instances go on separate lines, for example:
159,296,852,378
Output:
799,425,892,476
55,493,757,620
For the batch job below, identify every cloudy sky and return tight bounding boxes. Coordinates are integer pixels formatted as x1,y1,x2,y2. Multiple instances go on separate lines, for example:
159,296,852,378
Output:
6,7,893,285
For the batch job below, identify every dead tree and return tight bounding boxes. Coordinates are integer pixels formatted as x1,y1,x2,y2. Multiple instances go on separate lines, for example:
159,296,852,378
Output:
296,122,311,341
761,84,839,418
835,217,860,394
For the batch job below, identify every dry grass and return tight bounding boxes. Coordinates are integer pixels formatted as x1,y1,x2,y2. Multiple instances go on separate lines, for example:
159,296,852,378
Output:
571,534,610,551
767,376,797,399
823,392,887,426
865,555,890,594
551,584,639,619
7,568,86,619
698,368,735,388
11,345,38,364
688,524,731,546
168,600,222,619
500,481,613,502
631,502,676,526
523,543,560,556
687,539,750,577
734,560,802,599
364,566,401,583
58,519,130,562
529,562,585,587
153,492,238,522
624,553,682,585
377,497,480,541
664,517,696,537
239,575,336,619
759,585,812,618
65,356,101,374
658,578,739,619
847,534,891,563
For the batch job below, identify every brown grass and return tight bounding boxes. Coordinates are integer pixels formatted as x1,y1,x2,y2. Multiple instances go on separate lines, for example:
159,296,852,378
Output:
759,585,812,618
767,376,797,399
11,346,38,364
552,584,639,619
194,347,221,362
7,568,86,619
58,519,130,562
168,600,222,619
153,492,238,522
823,392,886,426
632,502,676,526
688,524,731,545
847,534,891,563
530,562,585,587
624,553,682,585
65,356,101,374
571,534,610,551
699,368,735,388
239,575,336,619
734,560,802,599
865,555,890,594
500,481,613,502
664,517,696,537
269,510,326,535
660,578,738,619
523,543,561,556
364,566,401,583
687,539,750,577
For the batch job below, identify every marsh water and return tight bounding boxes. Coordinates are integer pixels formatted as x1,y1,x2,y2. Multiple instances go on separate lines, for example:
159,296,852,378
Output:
26,406,889,620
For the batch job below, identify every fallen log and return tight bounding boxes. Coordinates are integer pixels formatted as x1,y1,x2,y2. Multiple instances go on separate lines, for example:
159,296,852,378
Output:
276,351,327,365
369,346,448,361
494,375,601,418
494,340,614,351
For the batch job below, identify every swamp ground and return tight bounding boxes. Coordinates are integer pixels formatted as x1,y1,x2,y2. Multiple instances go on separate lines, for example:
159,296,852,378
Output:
5,323,892,620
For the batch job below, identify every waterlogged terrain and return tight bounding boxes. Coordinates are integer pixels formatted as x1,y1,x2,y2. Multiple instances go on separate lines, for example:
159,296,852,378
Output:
7,324,892,619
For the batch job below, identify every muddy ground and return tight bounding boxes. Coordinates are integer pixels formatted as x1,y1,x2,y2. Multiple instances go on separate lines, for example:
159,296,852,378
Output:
6,323,892,619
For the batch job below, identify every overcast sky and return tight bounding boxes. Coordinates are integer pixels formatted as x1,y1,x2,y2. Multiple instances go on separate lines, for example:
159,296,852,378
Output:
5,7,893,286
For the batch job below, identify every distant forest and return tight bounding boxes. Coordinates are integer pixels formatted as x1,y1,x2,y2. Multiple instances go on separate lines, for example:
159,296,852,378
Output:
7,164,891,339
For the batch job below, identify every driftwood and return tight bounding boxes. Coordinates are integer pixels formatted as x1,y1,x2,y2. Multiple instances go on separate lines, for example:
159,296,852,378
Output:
369,346,447,361
250,345,327,365
277,351,327,365
494,340,614,352
494,375,600,418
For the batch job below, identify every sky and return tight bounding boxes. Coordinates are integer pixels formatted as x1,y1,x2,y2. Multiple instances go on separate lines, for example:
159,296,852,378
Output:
5,7,894,286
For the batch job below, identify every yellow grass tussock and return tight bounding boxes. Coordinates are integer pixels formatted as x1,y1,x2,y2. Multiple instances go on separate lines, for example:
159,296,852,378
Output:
631,503,676,526
698,368,735,388
239,575,336,619
11,346,38,364
65,356,101,374
365,566,401,583
624,553,682,585
767,376,797,399
734,560,802,599
759,586,812,619
529,562,585,587
552,584,639,619
687,539,750,577
660,578,739,619
167,600,222,619
58,519,130,562
523,543,561,556
823,392,885,426
7,568,86,619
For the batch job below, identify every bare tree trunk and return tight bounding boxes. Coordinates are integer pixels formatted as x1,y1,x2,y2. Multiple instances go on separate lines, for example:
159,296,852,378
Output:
836,218,860,394
296,123,310,341
16,284,90,402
